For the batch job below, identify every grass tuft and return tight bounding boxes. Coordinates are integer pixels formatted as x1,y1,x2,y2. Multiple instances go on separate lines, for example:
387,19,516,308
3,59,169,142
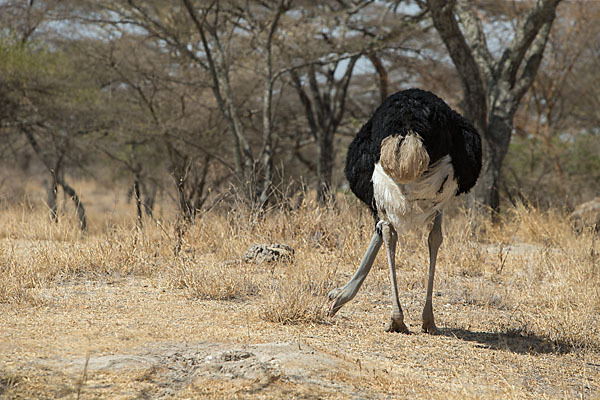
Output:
258,261,332,325
0,195,599,350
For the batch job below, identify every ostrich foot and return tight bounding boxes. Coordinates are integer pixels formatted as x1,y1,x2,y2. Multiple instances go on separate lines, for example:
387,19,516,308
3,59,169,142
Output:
385,317,410,334
422,305,438,334
421,318,438,334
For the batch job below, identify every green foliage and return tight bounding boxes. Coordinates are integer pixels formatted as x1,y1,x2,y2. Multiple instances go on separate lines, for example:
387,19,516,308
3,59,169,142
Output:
503,132,600,207
0,35,100,105
565,134,600,176
0,37,58,85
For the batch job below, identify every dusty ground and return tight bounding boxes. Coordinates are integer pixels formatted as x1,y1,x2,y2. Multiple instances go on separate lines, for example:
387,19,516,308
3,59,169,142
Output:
2,272,599,399
1,185,599,398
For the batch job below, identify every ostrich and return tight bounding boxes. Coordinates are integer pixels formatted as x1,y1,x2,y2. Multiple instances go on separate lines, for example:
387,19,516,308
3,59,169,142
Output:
328,88,482,334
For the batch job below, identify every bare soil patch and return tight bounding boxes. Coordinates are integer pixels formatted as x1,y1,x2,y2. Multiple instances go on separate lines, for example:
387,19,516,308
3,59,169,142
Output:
2,273,598,399
1,202,599,398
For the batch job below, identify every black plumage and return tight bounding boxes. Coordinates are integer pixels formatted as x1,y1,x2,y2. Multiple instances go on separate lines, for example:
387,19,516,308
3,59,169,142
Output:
345,88,482,220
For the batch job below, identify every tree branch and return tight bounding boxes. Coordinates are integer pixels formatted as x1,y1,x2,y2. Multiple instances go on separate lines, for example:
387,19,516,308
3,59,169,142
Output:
332,55,359,129
290,69,318,138
455,0,494,82
181,0,251,176
511,16,555,104
427,0,487,130
367,52,389,103
497,0,562,84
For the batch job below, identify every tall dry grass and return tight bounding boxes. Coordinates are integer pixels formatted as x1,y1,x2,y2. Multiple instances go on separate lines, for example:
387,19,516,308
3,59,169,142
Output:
1,195,598,349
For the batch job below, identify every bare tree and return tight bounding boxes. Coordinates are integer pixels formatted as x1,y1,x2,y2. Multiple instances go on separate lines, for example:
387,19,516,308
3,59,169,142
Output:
94,0,292,207
290,57,359,203
285,0,420,203
21,125,87,231
94,31,223,224
524,1,596,177
0,1,94,231
425,0,563,214
506,1,600,205
181,0,292,206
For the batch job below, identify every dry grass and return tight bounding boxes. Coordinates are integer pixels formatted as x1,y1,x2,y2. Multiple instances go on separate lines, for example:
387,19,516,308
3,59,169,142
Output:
0,181,599,398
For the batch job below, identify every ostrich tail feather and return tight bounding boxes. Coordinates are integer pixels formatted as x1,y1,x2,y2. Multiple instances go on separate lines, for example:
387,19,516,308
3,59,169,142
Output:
380,131,429,184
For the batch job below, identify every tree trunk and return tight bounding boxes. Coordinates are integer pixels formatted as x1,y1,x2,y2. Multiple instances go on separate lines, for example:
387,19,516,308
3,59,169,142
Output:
476,114,513,215
143,181,157,218
257,1,287,208
368,53,389,104
427,0,562,215
47,171,58,223
133,176,143,228
59,179,87,232
22,126,87,231
182,0,254,196
316,127,335,204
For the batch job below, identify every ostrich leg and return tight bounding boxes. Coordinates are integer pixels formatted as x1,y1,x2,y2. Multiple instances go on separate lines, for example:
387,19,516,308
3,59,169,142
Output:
381,222,410,333
328,221,384,317
422,211,443,334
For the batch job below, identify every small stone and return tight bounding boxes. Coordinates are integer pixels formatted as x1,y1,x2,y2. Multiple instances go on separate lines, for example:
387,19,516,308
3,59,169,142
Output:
242,244,295,264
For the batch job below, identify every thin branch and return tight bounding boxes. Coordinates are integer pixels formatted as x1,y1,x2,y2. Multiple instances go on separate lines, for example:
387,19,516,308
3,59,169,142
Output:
331,55,360,128
511,16,555,103
497,0,563,84
163,132,235,173
427,0,487,129
273,49,367,83
455,0,494,82
290,69,318,138
367,52,389,103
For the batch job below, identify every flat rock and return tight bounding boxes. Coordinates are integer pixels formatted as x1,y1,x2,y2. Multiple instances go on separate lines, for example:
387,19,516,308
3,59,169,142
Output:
34,341,360,398
569,197,600,233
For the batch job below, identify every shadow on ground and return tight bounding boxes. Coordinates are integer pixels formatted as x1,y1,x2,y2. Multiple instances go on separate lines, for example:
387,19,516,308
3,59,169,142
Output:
441,328,574,355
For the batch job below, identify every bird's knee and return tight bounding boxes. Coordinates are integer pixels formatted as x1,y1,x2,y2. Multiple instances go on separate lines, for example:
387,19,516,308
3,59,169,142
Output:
378,221,396,242
375,220,385,236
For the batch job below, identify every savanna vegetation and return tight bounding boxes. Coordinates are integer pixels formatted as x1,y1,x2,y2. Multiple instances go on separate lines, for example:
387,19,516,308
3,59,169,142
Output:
1,0,599,398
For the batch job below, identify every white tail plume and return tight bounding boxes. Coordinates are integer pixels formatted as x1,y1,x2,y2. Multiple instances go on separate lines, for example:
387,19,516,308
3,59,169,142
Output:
379,131,429,184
